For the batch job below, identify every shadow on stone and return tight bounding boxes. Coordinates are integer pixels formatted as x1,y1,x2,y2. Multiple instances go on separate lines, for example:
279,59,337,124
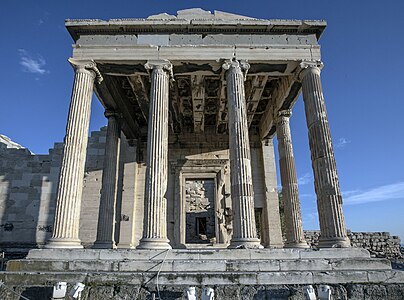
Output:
20,286,52,300
146,290,183,300
254,287,291,300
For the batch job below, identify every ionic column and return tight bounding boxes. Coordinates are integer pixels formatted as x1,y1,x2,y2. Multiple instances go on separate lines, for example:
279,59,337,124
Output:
223,60,262,249
300,61,350,248
46,59,102,248
137,60,172,249
275,110,308,248
93,110,121,249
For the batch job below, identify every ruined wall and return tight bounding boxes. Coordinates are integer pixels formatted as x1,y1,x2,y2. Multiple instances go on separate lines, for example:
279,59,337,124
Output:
305,230,402,259
0,128,138,249
0,136,63,249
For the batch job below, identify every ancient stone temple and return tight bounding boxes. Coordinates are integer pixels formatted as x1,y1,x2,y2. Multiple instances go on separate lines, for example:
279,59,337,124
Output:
46,8,350,251
1,9,403,300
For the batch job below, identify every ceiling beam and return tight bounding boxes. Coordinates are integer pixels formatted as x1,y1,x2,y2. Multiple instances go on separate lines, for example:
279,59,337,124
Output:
169,79,182,133
127,75,149,123
216,75,227,134
102,75,140,139
259,75,294,139
246,75,268,128
191,75,205,133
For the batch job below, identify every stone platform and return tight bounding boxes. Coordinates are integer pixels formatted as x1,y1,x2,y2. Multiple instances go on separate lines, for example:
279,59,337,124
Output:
3,248,404,286
1,248,404,299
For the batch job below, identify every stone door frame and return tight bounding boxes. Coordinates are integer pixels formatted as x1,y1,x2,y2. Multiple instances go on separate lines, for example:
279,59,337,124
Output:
172,159,227,248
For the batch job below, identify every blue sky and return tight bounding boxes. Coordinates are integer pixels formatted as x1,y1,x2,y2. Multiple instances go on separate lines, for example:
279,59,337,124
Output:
1,1,404,241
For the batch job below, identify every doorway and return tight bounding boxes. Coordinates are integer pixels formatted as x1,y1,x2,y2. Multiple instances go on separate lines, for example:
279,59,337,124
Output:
185,179,215,244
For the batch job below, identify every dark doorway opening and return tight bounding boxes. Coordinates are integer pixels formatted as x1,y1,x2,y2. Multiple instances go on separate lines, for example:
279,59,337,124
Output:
196,217,207,235
185,179,215,244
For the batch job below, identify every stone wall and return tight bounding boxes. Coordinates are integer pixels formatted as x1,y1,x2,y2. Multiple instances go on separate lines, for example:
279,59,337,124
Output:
0,135,63,249
305,230,403,259
0,129,277,250
0,129,112,249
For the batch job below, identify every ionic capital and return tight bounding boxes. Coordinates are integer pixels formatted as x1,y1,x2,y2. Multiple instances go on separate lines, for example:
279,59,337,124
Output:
222,59,250,81
68,58,103,84
144,60,174,81
104,110,123,119
299,60,324,80
278,109,292,119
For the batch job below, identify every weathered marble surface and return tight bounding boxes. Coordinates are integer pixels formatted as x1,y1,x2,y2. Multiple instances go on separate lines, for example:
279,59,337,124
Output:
276,110,308,249
137,60,172,250
300,62,350,248
46,59,102,249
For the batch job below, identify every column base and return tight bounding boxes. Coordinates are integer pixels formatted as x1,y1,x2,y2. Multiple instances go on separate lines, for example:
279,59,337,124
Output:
136,238,172,250
318,236,351,248
92,241,117,249
44,238,83,249
284,240,310,249
264,244,284,249
228,238,263,249
116,244,137,249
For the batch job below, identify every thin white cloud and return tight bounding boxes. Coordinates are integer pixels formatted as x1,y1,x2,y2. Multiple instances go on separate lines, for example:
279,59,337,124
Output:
344,182,404,205
335,137,351,148
305,211,319,221
299,193,314,198
298,173,312,185
18,49,49,75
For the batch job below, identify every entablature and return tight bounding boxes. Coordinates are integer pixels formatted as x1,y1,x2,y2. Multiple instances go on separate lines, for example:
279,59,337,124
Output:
68,9,325,142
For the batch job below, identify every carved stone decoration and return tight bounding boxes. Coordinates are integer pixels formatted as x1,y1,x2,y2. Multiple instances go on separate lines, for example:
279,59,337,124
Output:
93,110,122,249
45,59,102,249
137,60,172,249
300,61,350,248
275,110,308,248
223,59,262,249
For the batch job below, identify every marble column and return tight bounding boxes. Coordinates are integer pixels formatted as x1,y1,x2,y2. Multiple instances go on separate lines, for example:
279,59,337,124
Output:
276,110,308,248
300,61,350,248
137,60,172,249
223,60,262,249
46,59,102,248
93,110,121,249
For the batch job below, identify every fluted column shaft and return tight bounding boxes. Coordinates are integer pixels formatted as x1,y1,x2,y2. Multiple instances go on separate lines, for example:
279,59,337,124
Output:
137,60,172,249
46,59,102,248
93,111,121,249
276,110,308,248
300,61,350,248
224,60,261,249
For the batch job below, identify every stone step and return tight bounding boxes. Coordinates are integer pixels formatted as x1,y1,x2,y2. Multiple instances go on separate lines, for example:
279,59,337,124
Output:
25,247,371,261
1,269,404,286
7,257,391,273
